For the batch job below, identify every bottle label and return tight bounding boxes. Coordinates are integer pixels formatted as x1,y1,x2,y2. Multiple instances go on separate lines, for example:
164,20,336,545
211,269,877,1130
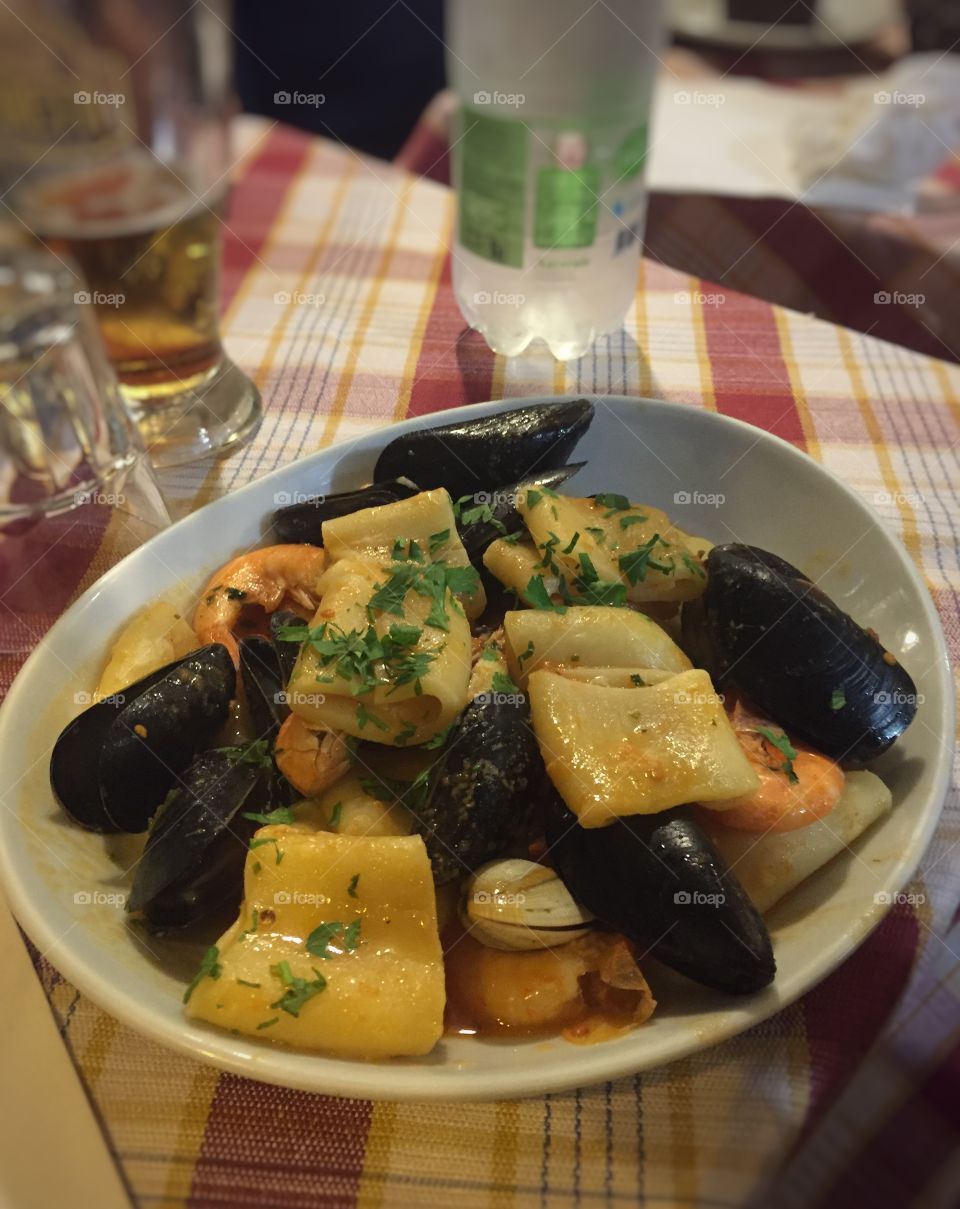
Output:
455,104,647,270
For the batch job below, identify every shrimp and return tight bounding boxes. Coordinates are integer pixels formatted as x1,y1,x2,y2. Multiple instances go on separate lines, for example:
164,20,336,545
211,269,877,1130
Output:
193,544,326,664
275,713,351,799
706,703,844,833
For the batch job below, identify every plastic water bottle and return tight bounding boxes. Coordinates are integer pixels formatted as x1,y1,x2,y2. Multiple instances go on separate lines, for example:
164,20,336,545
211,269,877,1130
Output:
445,0,663,360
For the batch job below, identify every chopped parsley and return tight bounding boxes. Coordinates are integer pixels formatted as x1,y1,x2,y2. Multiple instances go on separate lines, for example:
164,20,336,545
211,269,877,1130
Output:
305,918,362,960
216,738,274,769
561,531,580,554
236,978,261,988
422,722,454,749
756,726,799,784
517,640,536,665
830,686,846,711
523,575,567,613
585,526,607,546
454,496,507,532
356,702,389,731
328,801,343,829
242,805,295,826
269,960,327,1016
241,908,260,939
429,529,450,553
619,535,673,585
250,836,284,864
492,671,519,694
256,1016,279,1030
183,945,221,1004
619,513,649,529
680,550,707,579
526,489,543,509
394,722,417,746
280,620,436,697
347,874,360,897
593,492,631,516
479,646,499,662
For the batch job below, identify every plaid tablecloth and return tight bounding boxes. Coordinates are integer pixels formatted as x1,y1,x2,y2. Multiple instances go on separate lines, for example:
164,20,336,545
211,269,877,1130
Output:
11,116,960,1209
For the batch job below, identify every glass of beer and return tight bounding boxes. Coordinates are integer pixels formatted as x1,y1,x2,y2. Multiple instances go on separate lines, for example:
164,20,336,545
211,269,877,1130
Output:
0,0,262,468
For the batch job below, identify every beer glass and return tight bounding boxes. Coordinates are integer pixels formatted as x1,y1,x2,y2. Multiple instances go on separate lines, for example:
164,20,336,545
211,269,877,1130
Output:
0,0,262,468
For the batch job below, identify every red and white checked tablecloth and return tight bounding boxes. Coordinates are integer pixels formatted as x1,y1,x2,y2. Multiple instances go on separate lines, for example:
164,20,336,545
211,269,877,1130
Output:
7,116,960,1209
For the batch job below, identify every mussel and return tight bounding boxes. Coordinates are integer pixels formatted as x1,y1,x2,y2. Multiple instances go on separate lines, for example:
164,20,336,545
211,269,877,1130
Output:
52,659,187,833
269,609,305,687
127,749,260,931
239,635,289,737
457,463,585,565
271,477,420,545
544,794,775,994
98,644,235,832
373,398,595,499
411,687,545,884
684,544,918,766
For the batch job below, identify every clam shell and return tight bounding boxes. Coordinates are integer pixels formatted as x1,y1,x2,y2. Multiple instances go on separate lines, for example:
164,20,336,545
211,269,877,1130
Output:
463,859,594,951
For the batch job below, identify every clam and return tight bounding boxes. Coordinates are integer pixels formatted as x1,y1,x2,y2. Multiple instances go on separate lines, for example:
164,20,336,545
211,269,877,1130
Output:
98,643,236,832
411,686,545,884
544,793,775,994
271,477,420,545
685,543,918,766
373,398,595,499
463,859,594,950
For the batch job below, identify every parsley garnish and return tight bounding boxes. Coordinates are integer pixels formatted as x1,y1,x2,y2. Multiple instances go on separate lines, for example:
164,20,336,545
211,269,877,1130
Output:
237,978,261,988
585,526,606,546
256,1016,279,1030
305,919,362,959
526,489,543,509
242,805,295,826
756,726,800,784
593,492,631,516
454,496,508,532
422,723,453,749
680,550,706,579
356,702,389,731
183,946,221,1004
269,960,327,1016
492,671,519,694
429,529,450,553
561,531,580,554
523,575,567,612
250,836,284,864
518,640,536,665
830,686,846,711
216,738,274,769
328,801,343,829
395,722,417,745
619,513,649,529
347,874,360,897
480,646,499,662
619,535,673,585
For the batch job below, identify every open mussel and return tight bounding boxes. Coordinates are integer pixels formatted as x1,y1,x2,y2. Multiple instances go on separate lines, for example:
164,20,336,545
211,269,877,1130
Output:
685,544,918,766
457,463,584,565
269,610,305,686
127,748,261,931
239,635,289,736
544,794,775,994
373,398,595,499
98,644,235,833
271,477,419,545
411,686,545,884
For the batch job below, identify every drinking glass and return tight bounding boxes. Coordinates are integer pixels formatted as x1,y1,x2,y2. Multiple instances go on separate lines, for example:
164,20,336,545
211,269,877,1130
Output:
0,247,170,644
0,0,262,467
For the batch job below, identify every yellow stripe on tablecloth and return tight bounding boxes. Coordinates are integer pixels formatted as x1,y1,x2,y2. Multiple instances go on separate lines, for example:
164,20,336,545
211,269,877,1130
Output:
391,195,453,423
774,309,821,460
553,356,566,396
490,352,508,403
64,996,219,1205
688,277,718,412
317,176,416,449
356,1101,397,1209
837,328,923,563
634,261,655,398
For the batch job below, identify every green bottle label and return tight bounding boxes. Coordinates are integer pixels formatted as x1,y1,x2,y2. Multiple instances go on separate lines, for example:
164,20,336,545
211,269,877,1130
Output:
457,109,528,269
533,166,600,249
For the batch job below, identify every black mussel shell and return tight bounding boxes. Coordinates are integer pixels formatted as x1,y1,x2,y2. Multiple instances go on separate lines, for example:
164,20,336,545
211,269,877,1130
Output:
99,644,236,833
373,398,594,499
271,477,420,545
458,463,585,565
128,749,259,930
240,635,288,737
544,795,776,995
690,543,918,766
270,609,306,687
412,688,545,884
51,654,205,833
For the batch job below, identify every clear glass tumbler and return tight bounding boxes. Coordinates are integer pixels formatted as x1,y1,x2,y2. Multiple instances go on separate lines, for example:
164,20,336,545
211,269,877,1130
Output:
0,0,262,467
0,247,170,658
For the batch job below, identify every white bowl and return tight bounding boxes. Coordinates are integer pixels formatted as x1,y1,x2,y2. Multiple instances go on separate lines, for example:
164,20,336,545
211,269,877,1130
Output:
0,396,951,1100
